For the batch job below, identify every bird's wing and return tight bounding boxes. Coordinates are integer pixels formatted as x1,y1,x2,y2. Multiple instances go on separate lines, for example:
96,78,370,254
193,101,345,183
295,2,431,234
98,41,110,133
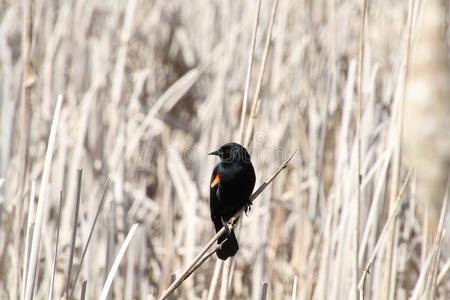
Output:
210,164,220,221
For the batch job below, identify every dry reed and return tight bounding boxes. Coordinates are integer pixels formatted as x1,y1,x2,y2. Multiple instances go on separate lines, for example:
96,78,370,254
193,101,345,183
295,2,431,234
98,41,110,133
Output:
0,0,448,299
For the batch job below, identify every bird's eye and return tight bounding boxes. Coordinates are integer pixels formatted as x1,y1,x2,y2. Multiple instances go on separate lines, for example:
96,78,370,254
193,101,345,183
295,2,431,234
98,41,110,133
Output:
221,149,231,163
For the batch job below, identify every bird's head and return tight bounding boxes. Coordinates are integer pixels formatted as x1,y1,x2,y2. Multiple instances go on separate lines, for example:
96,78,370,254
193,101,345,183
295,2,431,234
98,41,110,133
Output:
208,142,251,164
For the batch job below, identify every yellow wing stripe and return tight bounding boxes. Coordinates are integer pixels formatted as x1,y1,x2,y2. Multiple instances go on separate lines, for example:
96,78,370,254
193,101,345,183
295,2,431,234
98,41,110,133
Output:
210,174,220,188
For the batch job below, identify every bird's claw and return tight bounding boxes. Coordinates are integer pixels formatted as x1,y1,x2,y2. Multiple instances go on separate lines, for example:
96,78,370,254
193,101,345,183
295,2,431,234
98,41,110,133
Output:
221,217,234,234
244,200,252,216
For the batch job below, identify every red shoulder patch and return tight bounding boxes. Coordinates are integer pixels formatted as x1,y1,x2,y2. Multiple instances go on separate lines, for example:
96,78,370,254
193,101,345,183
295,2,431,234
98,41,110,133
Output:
210,173,220,188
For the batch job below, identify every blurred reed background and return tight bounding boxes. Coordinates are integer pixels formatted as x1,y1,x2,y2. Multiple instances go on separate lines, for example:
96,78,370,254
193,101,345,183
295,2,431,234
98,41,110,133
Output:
0,0,449,299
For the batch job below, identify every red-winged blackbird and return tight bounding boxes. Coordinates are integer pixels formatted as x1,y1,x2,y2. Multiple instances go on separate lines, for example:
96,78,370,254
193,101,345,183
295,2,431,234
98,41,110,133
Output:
209,142,256,260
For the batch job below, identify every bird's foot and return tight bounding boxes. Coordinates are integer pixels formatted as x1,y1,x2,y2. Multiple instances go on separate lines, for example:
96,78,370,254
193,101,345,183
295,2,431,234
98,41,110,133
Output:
221,217,234,235
244,200,253,216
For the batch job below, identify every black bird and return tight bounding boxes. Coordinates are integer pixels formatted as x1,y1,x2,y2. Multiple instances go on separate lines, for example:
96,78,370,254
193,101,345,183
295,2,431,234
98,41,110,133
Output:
209,142,256,260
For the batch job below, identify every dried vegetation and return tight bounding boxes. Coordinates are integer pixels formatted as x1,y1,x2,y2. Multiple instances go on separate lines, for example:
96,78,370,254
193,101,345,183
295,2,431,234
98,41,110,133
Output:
0,0,449,299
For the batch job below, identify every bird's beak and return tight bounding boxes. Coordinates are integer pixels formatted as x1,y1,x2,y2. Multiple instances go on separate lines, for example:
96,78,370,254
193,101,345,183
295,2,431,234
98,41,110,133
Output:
208,150,220,156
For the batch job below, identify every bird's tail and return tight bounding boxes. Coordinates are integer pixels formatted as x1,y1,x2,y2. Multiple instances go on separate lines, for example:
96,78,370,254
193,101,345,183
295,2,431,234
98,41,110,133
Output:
216,231,239,260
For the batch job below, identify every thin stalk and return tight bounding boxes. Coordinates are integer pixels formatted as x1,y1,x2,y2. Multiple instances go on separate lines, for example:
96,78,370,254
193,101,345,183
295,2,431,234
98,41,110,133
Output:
244,0,280,146
24,95,62,300
355,0,367,299
238,0,263,143
66,169,83,297
381,0,416,298
99,223,140,300
15,0,34,297
21,182,35,300
69,177,110,297
48,191,63,300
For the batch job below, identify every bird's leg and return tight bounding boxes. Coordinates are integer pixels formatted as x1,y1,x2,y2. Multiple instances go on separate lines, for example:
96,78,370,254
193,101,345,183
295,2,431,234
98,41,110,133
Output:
221,217,234,235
